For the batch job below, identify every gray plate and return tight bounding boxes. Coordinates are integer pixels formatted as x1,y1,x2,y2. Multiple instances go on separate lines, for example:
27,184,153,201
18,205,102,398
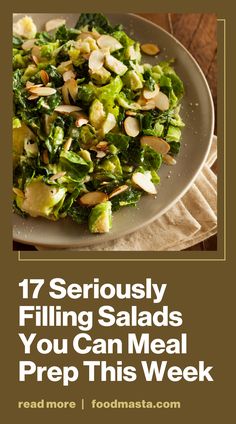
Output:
13,13,214,248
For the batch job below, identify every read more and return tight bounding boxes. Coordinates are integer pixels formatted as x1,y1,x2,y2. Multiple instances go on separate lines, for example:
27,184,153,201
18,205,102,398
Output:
19,360,213,386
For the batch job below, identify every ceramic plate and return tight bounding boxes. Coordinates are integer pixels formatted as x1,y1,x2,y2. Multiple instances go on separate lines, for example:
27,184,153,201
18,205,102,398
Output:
13,13,214,248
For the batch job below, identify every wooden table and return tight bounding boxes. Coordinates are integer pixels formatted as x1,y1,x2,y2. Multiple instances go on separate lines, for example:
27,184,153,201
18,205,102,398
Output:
13,13,217,251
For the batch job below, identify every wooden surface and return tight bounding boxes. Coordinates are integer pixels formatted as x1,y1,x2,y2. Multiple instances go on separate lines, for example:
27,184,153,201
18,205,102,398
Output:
13,13,217,252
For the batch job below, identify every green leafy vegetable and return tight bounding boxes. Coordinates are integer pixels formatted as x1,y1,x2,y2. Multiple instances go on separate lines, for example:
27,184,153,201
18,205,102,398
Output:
13,13,185,234
75,13,122,33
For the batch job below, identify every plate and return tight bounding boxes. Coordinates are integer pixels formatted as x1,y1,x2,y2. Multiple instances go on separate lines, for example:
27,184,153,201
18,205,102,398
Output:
13,13,214,248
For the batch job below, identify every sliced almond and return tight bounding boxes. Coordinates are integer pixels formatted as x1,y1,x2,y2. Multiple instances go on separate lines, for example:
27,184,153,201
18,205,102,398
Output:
97,35,122,52
96,151,106,158
75,113,89,127
49,171,66,181
40,69,49,85
26,81,35,89
88,50,105,71
126,110,137,116
57,60,73,74
22,39,36,50
26,82,43,90
29,86,56,96
45,18,66,32
141,43,160,56
141,100,156,110
42,150,49,164
79,191,108,206
137,96,147,107
163,154,177,165
76,117,89,127
27,83,43,90
54,105,82,114
109,185,129,199
132,172,157,195
31,45,41,63
96,141,108,151
28,94,39,100
13,187,24,198
63,70,76,82
63,137,72,151
140,136,170,154
32,55,39,65
154,91,169,111
124,116,140,137
66,78,78,102
143,84,160,100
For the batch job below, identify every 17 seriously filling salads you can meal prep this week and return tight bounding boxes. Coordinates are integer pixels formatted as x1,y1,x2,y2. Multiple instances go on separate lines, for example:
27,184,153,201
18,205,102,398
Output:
13,13,185,234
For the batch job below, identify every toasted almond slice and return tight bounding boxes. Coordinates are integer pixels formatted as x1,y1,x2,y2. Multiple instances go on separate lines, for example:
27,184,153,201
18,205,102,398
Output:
143,84,160,100
26,81,35,89
163,154,177,165
154,91,169,111
26,83,43,90
13,187,24,198
109,185,129,199
40,69,49,85
28,86,56,96
137,96,147,107
141,100,156,110
97,35,122,52
63,137,73,151
31,45,41,62
96,151,106,158
28,94,39,100
57,60,73,74
55,105,82,114
140,136,170,154
42,150,49,164
66,78,78,102
49,171,66,181
124,116,140,137
96,141,108,150
79,191,108,206
89,50,104,71
45,18,66,32
22,38,36,50
132,172,157,195
76,118,89,127
126,110,137,116
75,113,89,127
141,43,160,56
32,55,39,65
63,70,76,82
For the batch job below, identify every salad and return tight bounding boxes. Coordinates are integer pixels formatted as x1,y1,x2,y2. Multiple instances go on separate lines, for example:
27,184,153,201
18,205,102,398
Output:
13,13,185,234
